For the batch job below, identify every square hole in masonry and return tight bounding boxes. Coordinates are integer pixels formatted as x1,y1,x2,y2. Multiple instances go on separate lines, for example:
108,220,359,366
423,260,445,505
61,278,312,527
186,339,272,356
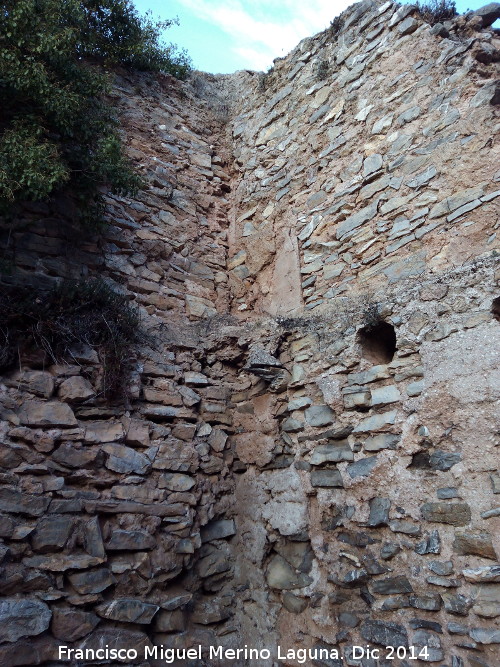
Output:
357,321,396,364
491,297,500,322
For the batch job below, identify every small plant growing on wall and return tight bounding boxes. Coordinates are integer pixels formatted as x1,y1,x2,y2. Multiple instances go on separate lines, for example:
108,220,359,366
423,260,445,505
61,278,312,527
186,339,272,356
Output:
315,59,330,81
0,278,142,399
415,0,457,25
258,66,275,93
0,0,192,224
329,15,344,38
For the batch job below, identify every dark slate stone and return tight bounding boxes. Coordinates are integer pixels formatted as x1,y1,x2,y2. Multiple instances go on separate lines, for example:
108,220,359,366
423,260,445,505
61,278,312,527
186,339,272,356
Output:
333,568,370,588
362,553,388,575
381,541,401,560
409,593,441,611
453,530,497,560
360,620,409,647
429,450,461,471
421,502,471,526
68,568,115,595
309,104,331,124
415,530,441,554
31,516,73,552
105,529,156,551
0,489,50,517
412,628,444,661
338,531,378,547
473,2,500,27
360,586,375,608
442,593,473,616
437,486,460,499
0,598,52,643
469,626,500,643
368,497,390,527
321,504,346,530
380,595,410,610
51,608,100,642
448,622,468,635
95,599,159,624
409,618,443,633
429,560,453,576
347,456,378,478
372,576,413,595
263,455,294,470
200,519,236,542
339,612,359,628
310,469,344,487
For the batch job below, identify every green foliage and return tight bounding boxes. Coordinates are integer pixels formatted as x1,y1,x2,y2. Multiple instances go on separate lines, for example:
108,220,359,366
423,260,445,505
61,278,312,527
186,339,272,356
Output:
415,0,457,25
315,59,329,81
0,0,191,218
0,278,142,398
329,15,344,37
258,65,275,92
80,1,192,77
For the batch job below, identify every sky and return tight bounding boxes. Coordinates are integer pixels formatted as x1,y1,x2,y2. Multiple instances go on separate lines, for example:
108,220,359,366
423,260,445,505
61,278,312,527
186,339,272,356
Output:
133,0,497,74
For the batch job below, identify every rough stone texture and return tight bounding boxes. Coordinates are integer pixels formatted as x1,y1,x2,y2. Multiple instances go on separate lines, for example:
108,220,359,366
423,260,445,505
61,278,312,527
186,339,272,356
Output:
0,1,500,663
0,599,51,643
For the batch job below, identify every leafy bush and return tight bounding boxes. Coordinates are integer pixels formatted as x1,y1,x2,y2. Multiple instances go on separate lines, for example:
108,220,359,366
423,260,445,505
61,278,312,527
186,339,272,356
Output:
80,1,192,77
315,59,329,81
0,0,191,218
329,15,344,37
0,278,142,398
415,0,457,25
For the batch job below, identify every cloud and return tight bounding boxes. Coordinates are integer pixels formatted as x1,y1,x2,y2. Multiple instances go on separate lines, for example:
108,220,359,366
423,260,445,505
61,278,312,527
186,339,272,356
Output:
177,0,353,70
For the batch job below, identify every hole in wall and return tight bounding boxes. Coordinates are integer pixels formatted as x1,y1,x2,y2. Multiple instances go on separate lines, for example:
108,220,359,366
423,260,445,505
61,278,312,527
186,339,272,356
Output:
357,321,396,364
491,297,500,322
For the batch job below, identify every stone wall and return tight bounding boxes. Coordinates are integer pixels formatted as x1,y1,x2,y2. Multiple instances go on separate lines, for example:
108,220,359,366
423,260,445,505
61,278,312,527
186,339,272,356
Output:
0,70,243,664
0,1,499,666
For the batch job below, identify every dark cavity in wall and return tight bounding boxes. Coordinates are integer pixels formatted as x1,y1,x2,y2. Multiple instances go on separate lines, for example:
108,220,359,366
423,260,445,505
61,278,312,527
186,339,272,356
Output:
358,321,397,364
491,297,500,322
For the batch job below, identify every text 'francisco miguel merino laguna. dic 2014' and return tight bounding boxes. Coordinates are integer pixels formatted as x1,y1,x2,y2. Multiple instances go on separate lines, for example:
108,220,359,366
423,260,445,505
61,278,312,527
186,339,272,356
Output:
58,643,432,663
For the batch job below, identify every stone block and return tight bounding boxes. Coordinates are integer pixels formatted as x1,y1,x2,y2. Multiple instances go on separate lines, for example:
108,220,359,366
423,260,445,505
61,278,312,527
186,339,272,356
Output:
69,568,115,594
103,443,152,475
360,620,408,647
353,410,397,433
453,531,497,560
51,608,100,642
105,529,156,551
96,599,159,624
18,401,77,427
347,456,378,478
371,576,413,595
7,371,54,398
421,502,471,526
31,516,73,552
58,376,94,402
310,469,344,487
266,554,313,590
160,473,196,492
364,433,400,451
201,519,236,542
472,583,500,618
0,488,51,517
368,497,391,526
310,441,353,464
0,599,51,643
84,421,124,443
